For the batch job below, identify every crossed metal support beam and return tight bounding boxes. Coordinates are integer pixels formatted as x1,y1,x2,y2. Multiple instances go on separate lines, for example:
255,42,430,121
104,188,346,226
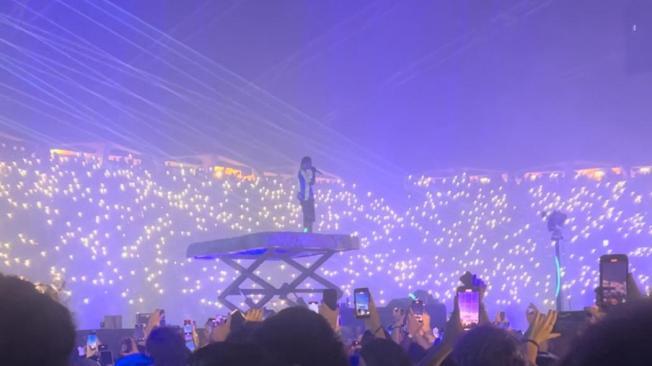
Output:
216,249,342,311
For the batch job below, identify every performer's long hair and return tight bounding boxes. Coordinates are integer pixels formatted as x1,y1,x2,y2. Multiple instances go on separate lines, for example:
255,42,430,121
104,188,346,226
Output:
300,156,312,170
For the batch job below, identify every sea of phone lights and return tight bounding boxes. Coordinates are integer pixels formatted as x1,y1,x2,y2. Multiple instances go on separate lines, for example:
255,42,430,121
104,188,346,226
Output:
0,143,650,328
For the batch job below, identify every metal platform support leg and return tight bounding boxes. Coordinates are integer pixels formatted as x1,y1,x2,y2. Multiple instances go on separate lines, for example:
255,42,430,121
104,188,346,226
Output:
217,251,276,310
216,250,341,311
280,251,343,300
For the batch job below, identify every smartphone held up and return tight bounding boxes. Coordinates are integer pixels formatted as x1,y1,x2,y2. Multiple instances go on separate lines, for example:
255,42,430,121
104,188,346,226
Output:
599,254,628,308
183,319,196,352
458,287,480,331
410,298,425,323
354,288,371,319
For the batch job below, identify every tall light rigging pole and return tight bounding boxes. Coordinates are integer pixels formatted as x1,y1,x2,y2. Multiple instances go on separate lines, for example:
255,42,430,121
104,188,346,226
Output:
546,210,567,312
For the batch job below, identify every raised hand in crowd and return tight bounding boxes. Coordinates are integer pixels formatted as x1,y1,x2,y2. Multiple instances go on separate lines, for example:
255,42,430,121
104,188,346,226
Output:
318,302,340,333
390,307,407,344
119,337,140,357
245,308,264,322
444,295,464,346
363,290,387,340
144,309,165,340
525,309,560,365
478,295,490,326
208,315,231,343
526,303,539,325
392,307,407,328
626,273,643,300
584,305,606,324
419,311,436,344
407,309,436,350
418,294,464,366
84,341,100,360
191,320,200,349
202,318,216,346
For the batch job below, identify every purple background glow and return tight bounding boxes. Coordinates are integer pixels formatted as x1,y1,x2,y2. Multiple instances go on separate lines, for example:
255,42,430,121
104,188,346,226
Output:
1,0,651,183
0,1,651,330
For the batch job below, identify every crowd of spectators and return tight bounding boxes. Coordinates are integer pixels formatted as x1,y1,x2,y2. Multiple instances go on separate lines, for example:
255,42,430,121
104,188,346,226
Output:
0,144,650,329
0,143,651,365
1,272,650,366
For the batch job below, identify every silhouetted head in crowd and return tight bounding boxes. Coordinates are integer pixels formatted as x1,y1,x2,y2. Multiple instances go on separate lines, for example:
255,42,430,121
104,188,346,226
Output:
145,326,190,366
188,342,271,366
0,274,75,366
559,299,652,366
226,321,262,344
452,325,527,366
359,338,412,366
253,306,348,366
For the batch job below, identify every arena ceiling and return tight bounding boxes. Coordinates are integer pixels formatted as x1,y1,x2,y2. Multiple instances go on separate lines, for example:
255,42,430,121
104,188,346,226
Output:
1,0,651,182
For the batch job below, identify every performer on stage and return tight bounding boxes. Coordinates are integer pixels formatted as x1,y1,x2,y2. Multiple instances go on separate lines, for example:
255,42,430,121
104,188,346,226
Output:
297,156,317,232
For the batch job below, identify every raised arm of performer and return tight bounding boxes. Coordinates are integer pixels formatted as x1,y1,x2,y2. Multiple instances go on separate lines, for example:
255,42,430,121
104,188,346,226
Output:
297,156,316,233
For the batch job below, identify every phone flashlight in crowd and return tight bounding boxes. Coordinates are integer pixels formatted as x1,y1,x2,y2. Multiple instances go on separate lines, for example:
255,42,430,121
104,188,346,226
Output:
136,312,151,326
458,287,480,330
354,288,371,319
183,319,195,352
217,315,228,324
433,327,440,339
599,254,628,308
86,332,98,349
98,345,113,366
159,309,166,327
133,323,146,343
308,301,320,313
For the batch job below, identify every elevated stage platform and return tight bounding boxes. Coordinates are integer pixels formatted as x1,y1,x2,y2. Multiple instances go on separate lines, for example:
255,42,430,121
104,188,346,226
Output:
187,232,359,310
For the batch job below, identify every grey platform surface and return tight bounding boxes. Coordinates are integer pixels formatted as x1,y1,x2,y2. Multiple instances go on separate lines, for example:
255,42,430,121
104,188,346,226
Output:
187,231,360,259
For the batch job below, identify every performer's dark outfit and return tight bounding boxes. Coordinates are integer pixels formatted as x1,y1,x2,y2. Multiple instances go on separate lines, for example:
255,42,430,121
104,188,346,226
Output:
297,164,316,232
